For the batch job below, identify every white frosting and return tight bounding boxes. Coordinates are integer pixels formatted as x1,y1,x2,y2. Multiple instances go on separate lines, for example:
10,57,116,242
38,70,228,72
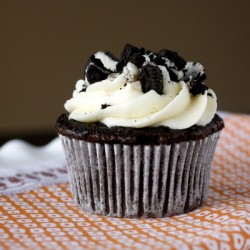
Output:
65,63,217,129
94,51,117,71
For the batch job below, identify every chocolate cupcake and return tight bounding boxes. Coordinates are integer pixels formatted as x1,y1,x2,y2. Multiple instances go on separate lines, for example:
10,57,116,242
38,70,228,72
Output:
55,44,224,217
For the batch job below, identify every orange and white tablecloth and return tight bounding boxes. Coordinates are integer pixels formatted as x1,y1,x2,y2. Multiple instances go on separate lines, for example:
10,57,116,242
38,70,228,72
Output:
0,112,250,250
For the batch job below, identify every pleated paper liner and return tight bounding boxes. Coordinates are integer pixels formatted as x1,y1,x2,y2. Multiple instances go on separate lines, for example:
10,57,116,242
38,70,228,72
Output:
60,131,220,218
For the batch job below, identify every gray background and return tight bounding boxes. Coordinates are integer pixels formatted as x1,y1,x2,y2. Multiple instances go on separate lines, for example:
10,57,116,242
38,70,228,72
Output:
1,1,250,138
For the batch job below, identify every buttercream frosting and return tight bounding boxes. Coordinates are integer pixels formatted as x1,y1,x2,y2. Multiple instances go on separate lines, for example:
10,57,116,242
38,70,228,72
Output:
65,45,217,129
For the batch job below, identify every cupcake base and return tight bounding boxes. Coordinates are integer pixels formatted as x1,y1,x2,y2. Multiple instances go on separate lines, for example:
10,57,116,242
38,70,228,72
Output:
59,131,221,218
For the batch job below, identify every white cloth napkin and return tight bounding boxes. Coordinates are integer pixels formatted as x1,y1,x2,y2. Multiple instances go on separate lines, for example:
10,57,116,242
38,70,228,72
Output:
0,137,67,195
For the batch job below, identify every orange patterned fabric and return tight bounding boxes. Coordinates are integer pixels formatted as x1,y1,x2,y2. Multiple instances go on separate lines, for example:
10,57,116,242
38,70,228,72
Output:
0,113,250,250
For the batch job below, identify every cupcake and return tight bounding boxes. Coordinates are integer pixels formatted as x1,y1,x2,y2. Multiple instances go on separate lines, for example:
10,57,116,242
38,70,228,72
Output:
55,44,224,218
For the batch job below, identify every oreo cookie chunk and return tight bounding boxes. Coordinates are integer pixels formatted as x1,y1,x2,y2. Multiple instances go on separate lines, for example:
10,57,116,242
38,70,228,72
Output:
157,49,186,70
189,78,208,96
84,44,209,97
116,44,146,72
85,51,118,84
140,63,164,95
152,50,185,82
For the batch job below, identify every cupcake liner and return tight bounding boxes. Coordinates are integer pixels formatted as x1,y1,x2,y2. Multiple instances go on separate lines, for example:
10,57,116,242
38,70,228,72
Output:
59,131,221,218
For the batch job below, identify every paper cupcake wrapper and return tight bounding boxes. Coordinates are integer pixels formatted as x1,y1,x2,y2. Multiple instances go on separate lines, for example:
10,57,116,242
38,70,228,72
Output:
59,131,221,218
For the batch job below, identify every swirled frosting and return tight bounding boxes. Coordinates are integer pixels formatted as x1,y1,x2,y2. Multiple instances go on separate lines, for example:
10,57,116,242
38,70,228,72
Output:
65,44,217,129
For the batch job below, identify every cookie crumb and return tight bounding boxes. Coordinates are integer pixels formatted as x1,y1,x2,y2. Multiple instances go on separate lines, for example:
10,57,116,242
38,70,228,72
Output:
101,104,111,109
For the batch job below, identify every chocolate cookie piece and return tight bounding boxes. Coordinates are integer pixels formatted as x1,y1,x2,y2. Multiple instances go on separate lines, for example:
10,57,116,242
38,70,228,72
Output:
84,52,118,84
153,55,182,82
116,44,145,72
101,104,111,109
129,52,145,68
189,79,208,96
140,63,164,95
83,44,210,97
158,49,186,70
85,63,111,84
